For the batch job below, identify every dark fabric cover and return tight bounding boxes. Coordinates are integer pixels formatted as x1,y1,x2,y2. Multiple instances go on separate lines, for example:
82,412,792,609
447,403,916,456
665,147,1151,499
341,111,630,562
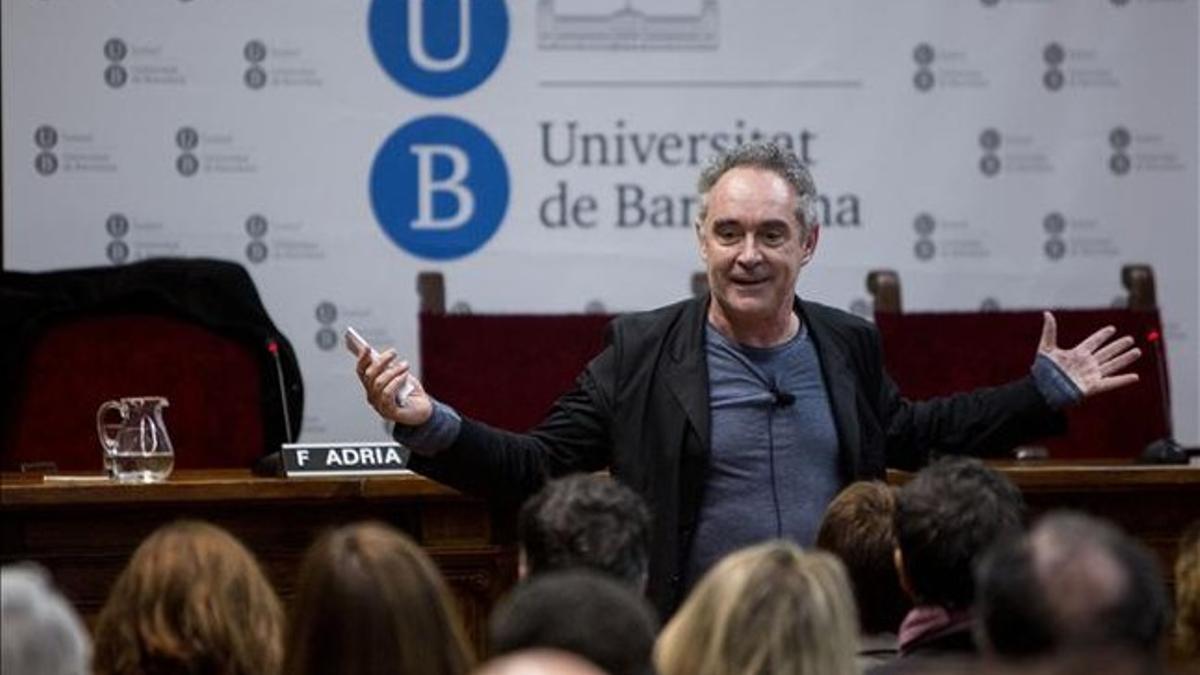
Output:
420,312,612,432
411,296,1062,617
874,309,1169,459
1,258,303,471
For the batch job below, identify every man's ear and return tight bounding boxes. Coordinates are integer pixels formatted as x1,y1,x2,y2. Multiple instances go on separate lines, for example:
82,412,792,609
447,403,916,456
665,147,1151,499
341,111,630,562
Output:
894,547,917,603
695,219,709,263
799,224,820,266
518,547,529,580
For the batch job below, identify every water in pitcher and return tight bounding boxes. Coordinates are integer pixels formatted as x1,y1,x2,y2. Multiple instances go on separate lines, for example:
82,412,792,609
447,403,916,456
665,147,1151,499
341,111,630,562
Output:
96,396,175,483
109,451,174,483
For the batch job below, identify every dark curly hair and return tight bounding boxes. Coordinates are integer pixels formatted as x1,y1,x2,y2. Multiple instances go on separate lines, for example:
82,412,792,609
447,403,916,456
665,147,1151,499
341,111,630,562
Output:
894,457,1024,609
518,473,651,587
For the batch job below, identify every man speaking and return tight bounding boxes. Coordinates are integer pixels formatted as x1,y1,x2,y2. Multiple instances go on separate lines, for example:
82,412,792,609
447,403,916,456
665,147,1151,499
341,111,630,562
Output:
356,142,1141,616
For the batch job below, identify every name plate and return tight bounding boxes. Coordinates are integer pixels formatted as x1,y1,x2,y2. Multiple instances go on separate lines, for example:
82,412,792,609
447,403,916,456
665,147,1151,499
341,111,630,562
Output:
280,442,412,477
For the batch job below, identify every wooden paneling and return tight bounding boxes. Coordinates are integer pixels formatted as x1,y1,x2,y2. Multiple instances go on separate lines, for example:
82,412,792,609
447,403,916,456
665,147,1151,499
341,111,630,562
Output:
0,470,517,655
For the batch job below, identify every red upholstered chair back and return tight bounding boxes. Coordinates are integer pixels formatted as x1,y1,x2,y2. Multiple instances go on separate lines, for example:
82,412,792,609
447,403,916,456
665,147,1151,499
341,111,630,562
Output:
874,309,1169,460
419,313,613,431
1,258,304,472
6,314,265,471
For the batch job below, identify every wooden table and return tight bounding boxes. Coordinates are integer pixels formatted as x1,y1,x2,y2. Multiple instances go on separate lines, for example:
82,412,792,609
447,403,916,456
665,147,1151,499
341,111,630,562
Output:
3,463,1197,650
0,469,518,654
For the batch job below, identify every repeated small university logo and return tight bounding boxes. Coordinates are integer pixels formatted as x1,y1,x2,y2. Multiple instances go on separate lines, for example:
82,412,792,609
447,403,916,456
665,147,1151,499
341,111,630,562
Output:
1109,126,1131,176
245,214,269,263
913,43,935,92
979,128,1001,177
104,38,129,88
315,301,339,350
244,40,268,90
33,124,58,176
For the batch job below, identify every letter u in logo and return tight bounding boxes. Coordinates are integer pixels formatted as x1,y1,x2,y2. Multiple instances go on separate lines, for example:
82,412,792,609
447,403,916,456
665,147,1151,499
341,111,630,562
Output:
369,0,509,97
408,0,469,72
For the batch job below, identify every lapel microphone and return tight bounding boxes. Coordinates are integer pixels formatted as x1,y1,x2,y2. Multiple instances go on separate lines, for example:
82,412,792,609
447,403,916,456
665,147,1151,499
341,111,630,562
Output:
772,388,796,407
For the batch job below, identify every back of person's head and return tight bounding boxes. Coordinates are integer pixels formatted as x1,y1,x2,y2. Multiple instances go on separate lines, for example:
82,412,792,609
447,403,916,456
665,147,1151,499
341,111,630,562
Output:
489,569,658,675
474,649,609,675
895,457,1024,610
816,480,910,636
655,541,859,675
518,473,651,588
976,511,1169,662
1172,520,1200,663
92,520,283,675
284,521,474,675
2,564,90,675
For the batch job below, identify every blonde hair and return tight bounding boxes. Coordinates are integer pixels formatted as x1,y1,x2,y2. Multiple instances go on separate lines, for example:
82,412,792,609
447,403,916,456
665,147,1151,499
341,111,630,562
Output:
1172,521,1200,662
93,520,284,675
655,541,859,675
283,521,475,675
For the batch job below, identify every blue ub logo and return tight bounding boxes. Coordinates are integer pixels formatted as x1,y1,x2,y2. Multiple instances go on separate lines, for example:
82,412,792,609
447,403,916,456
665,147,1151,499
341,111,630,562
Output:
368,0,509,97
370,115,509,261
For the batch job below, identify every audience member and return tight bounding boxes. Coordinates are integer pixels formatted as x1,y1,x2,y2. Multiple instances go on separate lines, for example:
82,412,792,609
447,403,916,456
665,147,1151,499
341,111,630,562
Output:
518,472,651,588
490,569,658,675
817,480,911,668
1172,520,1200,665
2,564,90,675
92,520,284,675
284,521,474,675
655,540,859,675
975,511,1170,667
474,650,608,675
880,457,1025,671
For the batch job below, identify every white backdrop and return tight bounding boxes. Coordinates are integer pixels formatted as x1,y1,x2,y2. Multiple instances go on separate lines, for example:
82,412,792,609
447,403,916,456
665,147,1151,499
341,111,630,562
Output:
4,0,1197,445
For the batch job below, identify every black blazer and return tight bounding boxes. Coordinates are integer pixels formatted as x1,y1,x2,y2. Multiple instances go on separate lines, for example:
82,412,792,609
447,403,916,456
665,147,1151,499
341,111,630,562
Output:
408,296,1063,616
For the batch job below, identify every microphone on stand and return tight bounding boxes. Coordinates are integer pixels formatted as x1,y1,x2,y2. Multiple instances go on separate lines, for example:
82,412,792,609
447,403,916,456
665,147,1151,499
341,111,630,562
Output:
254,338,294,477
266,338,295,444
1138,328,1187,465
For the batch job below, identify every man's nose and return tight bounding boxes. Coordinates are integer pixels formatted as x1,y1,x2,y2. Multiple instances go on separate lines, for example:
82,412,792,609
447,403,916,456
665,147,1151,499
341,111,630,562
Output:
736,236,763,265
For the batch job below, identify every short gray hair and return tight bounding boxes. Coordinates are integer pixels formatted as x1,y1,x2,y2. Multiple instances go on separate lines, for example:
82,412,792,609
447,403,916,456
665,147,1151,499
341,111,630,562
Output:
696,141,819,234
2,564,91,675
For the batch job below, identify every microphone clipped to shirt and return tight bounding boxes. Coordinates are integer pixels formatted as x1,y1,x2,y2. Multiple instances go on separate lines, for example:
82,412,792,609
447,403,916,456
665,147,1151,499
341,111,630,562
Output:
771,387,796,408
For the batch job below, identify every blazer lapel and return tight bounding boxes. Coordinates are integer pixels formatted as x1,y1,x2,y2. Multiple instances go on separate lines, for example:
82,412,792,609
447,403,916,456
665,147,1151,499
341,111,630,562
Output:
664,298,711,454
799,300,862,477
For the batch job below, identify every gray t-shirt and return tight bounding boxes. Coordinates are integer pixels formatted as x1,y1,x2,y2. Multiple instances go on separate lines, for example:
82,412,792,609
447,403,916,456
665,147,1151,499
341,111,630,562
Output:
683,322,842,588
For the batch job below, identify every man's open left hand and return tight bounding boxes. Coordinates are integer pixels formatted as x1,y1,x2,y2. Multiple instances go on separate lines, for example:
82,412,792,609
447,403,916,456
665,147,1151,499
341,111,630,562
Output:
1038,311,1141,398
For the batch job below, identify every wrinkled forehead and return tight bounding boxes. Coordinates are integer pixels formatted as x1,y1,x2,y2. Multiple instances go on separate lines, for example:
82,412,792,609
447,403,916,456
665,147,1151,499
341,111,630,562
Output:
699,167,804,228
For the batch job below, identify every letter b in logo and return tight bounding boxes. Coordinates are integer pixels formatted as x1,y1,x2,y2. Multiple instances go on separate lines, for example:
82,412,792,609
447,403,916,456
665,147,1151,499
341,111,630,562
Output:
370,116,509,260
369,0,508,97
